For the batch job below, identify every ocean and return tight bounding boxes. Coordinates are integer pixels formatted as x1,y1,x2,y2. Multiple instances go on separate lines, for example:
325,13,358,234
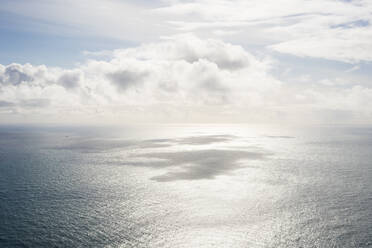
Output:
0,124,371,247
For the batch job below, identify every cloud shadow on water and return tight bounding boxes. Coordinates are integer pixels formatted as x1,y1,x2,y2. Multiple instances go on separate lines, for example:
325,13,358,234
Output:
50,134,272,182
143,134,236,147
130,149,272,182
53,135,238,153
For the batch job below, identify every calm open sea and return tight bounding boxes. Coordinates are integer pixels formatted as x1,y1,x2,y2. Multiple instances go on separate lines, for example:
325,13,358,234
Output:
0,124,371,247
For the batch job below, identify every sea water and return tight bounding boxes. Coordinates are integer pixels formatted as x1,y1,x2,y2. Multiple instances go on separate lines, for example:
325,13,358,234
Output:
0,125,371,247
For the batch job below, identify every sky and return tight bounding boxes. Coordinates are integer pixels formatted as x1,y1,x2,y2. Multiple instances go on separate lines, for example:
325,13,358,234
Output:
0,0,372,125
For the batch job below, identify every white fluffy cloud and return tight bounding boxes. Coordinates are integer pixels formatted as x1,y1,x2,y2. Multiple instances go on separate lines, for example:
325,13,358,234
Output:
0,35,275,123
0,35,371,124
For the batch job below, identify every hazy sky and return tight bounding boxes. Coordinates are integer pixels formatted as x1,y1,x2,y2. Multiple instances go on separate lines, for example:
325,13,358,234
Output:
1,0,372,124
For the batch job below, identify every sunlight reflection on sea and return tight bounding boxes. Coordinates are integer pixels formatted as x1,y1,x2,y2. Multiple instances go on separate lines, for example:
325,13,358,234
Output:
0,124,371,247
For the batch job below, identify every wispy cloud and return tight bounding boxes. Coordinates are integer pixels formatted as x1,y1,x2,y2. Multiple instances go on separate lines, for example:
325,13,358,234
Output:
2,0,372,62
153,0,372,62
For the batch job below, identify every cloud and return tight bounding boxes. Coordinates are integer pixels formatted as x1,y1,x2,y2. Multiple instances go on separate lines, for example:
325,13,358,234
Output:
58,70,82,89
20,99,51,108
269,26,372,63
1,64,34,85
2,0,372,63
0,35,371,124
114,34,251,70
0,100,15,108
153,0,372,63
106,70,148,92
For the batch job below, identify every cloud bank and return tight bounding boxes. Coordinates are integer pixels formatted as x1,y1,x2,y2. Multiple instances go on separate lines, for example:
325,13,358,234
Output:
0,34,371,124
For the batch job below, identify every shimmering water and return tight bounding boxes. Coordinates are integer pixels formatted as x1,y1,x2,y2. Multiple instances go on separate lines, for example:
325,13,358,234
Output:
0,125,371,247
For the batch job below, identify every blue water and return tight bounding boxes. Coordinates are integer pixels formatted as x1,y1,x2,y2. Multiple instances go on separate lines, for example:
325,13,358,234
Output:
0,125,371,247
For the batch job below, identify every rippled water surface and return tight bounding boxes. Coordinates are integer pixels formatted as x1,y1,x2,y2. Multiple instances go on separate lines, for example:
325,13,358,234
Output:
0,125,371,247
